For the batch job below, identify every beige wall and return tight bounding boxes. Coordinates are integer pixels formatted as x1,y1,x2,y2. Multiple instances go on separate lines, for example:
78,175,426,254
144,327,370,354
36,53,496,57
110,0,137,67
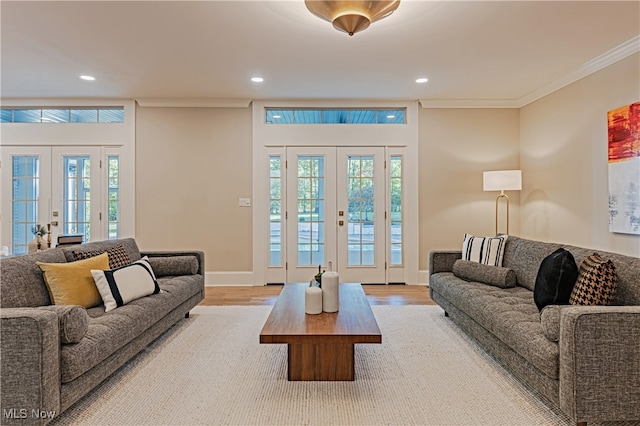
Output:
134,53,640,277
418,108,520,269
520,53,640,257
135,106,253,271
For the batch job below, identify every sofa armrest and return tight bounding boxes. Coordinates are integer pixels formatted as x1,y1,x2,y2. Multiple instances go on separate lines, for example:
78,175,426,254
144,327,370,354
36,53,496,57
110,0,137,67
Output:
559,305,640,423
140,250,205,276
429,251,462,275
0,308,60,425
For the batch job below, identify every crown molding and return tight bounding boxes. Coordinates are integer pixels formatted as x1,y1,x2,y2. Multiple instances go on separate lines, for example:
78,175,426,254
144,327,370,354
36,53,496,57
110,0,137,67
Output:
135,98,251,108
418,99,520,108
420,35,640,109
517,35,640,107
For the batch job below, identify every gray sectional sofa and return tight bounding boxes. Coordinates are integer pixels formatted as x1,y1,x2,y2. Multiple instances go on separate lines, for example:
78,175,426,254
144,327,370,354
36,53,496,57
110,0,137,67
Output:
429,235,640,425
0,238,204,425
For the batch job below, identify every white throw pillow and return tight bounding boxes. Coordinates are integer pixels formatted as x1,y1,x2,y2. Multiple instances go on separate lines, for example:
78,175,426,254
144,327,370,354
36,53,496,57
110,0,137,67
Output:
462,234,508,266
92,256,160,312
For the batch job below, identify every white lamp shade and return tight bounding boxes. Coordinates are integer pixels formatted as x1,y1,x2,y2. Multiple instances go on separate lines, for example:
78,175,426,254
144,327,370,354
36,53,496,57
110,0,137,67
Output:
483,170,522,191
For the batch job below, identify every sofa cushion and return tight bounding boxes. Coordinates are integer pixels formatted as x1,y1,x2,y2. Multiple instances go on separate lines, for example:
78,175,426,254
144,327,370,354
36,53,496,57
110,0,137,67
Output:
502,236,563,291
59,274,203,383
569,253,618,305
36,253,110,308
148,255,199,277
92,257,160,312
533,248,578,311
72,244,131,269
429,272,559,379
0,249,67,308
38,305,89,344
540,305,561,342
462,234,507,266
452,259,516,288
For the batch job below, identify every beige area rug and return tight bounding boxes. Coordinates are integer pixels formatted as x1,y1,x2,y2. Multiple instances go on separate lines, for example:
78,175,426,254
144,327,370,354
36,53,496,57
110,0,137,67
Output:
50,305,580,426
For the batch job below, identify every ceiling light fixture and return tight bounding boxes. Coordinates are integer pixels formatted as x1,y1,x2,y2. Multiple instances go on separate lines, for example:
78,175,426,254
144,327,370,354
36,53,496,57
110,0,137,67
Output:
415,78,428,83
251,77,264,82
79,75,95,81
305,0,401,36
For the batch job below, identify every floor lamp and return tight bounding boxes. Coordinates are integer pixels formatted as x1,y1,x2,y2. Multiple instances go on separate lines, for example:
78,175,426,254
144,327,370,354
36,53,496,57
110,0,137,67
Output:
483,170,522,235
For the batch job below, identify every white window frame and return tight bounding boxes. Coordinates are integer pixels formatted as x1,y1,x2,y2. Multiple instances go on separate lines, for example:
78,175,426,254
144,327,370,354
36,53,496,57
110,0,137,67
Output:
0,99,136,243
252,100,419,285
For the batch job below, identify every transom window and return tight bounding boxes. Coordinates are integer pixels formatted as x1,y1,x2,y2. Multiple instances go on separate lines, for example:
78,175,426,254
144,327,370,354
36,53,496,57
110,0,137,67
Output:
1,107,124,123
266,108,405,124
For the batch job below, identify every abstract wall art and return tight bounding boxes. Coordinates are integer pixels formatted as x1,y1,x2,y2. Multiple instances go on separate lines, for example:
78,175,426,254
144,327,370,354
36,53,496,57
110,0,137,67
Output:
608,102,640,235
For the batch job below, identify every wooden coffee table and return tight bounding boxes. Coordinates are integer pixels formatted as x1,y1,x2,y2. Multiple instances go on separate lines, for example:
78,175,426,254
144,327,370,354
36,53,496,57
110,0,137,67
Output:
259,282,382,381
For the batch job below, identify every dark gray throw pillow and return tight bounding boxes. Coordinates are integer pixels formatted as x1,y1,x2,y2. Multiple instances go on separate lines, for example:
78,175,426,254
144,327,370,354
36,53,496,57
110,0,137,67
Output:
147,256,199,277
534,248,578,312
452,259,516,288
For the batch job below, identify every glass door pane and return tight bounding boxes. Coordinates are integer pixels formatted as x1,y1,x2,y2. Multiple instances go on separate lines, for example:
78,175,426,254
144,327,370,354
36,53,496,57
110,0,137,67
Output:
62,156,91,242
337,147,386,284
52,147,102,243
269,155,282,266
297,155,326,266
107,156,120,239
11,156,40,254
389,155,403,266
347,155,375,266
1,147,52,255
286,147,336,283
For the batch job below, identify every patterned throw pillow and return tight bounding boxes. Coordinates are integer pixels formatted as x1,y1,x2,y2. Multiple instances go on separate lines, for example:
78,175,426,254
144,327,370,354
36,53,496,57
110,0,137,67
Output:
462,233,508,266
91,256,160,312
73,244,131,269
569,253,618,305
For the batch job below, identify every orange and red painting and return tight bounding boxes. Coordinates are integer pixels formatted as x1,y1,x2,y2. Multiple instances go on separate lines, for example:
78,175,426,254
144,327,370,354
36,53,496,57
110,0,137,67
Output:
608,102,640,234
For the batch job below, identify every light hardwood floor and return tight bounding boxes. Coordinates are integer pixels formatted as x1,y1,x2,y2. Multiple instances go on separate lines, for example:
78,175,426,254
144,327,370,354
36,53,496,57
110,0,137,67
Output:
200,284,435,306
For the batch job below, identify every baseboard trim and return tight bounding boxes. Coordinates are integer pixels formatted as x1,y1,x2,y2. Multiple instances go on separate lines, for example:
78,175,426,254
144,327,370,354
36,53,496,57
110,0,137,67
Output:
204,271,430,286
418,270,429,286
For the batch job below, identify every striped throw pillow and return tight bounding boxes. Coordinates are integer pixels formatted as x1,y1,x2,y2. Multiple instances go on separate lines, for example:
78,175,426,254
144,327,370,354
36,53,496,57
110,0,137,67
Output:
462,234,508,266
91,256,160,312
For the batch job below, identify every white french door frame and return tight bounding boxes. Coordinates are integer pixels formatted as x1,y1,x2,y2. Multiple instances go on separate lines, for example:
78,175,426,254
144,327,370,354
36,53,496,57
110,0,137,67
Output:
252,99,420,286
51,146,102,243
0,146,52,254
1,145,130,254
336,146,386,284
285,147,337,283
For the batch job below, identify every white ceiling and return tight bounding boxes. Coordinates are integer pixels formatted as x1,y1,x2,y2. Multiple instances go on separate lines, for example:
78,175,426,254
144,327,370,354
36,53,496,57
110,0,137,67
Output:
1,1,639,106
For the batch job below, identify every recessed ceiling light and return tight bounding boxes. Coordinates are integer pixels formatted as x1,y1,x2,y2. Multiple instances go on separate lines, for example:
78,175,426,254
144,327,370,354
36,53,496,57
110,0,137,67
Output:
79,75,96,81
251,77,264,83
415,77,428,83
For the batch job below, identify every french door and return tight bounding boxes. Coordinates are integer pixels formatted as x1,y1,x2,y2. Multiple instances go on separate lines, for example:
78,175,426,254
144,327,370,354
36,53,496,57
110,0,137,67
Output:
1,146,118,255
283,147,390,284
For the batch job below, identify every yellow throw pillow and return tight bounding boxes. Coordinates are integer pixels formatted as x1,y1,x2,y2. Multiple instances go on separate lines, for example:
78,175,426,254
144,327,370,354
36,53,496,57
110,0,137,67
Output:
37,252,110,308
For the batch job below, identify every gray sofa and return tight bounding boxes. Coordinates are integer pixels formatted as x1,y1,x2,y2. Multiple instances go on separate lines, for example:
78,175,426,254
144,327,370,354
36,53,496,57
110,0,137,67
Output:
0,238,204,425
429,235,640,426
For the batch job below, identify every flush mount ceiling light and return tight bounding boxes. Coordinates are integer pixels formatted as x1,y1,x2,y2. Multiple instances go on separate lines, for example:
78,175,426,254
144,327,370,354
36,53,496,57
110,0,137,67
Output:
251,77,264,82
79,75,95,81
305,0,401,36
